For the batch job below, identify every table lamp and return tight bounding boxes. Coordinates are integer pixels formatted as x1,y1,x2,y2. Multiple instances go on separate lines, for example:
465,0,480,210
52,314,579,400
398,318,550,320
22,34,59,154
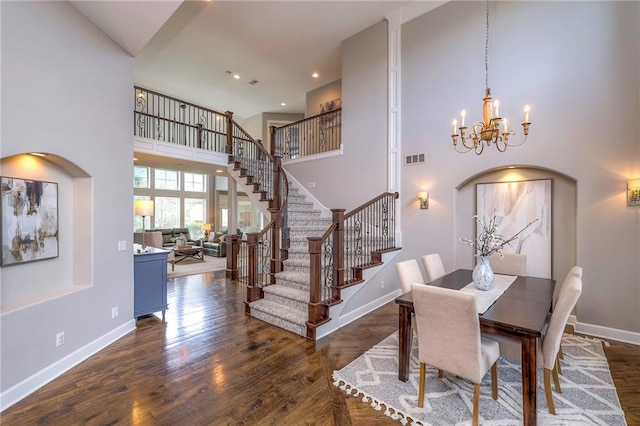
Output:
203,223,212,240
134,199,154,248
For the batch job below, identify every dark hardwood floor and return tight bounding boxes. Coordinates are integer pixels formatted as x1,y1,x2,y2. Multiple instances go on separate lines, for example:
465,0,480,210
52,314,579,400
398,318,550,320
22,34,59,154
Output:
1,271,638,425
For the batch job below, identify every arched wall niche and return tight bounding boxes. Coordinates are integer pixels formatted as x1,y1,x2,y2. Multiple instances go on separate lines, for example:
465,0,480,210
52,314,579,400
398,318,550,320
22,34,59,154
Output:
454,164,577,301
0,153,93,314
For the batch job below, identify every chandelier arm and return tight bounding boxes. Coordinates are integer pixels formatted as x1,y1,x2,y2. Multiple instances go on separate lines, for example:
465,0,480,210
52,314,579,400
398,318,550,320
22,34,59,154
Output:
453,143,475,154
504,135,528,147
494,138,508,152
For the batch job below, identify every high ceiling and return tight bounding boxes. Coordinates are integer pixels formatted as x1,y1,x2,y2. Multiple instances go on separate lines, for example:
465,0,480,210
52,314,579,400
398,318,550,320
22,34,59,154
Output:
71,0,445,122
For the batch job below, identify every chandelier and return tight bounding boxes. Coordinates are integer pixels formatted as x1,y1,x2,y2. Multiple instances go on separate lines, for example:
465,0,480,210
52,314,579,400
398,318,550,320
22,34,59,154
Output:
451,0,531,155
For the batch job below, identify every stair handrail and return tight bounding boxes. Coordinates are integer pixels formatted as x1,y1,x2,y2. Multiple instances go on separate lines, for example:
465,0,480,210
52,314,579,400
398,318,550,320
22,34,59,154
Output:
225,112,289,304
306,191,400,339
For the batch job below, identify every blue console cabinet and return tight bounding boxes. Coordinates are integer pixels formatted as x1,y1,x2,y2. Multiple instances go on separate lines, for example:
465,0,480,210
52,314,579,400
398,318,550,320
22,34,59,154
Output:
133,244,169,322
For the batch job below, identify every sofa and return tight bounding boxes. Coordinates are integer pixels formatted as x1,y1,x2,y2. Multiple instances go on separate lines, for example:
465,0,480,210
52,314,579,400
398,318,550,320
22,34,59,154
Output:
201,231,227,257
145,228,198,248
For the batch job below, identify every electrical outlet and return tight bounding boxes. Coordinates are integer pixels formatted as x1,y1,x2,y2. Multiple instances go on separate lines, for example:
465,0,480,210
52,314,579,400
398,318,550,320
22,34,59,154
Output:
56,331,65,347
118,241,126,251
112,306,119,319
307,182,316,188
381,281,385,289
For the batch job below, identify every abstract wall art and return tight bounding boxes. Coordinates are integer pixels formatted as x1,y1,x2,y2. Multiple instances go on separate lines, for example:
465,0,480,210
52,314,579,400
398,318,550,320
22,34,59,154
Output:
1,177,59,266
476,179,552,278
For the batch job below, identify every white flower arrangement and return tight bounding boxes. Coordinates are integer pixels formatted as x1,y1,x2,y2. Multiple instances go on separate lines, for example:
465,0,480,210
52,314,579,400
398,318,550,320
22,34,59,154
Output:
461,212,538,258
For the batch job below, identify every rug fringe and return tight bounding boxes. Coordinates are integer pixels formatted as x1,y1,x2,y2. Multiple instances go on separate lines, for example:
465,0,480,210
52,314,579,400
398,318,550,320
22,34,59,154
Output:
332,372,424,426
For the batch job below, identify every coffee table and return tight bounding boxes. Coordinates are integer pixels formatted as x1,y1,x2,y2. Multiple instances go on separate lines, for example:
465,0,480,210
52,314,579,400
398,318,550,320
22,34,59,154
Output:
169,245,204,271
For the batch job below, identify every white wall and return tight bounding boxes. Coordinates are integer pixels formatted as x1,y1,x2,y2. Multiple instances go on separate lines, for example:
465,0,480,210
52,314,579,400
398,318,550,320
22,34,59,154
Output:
1,0,135,404
286,19,389,211
305,80,342,117
400,1,639,335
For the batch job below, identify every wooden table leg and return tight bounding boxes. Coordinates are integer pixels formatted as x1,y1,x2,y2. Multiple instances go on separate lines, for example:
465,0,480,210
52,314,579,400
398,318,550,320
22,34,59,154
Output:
521,335,538,426
398,305,412,382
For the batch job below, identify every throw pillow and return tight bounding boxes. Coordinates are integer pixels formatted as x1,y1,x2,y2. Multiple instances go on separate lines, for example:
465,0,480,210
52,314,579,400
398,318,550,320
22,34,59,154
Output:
214,237,221,243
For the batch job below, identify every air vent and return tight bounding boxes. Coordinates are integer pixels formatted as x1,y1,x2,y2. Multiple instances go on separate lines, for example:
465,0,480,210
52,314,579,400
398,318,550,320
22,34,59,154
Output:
405,153,426,166
249,79,259,85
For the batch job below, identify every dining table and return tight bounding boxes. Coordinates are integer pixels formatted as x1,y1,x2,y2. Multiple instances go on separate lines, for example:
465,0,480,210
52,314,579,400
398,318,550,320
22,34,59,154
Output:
395,268,554,426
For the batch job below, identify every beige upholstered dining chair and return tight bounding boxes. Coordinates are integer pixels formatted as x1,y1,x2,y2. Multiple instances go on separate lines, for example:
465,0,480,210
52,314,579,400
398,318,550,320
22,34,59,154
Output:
554,266,583,366
420,253,445,283
490,275,582,415
490,252,526,276
412,284,500,426
394,259,425,294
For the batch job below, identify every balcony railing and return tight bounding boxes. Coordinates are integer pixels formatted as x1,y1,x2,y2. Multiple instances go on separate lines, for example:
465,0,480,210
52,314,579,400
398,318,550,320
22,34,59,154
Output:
270,109,342,160
134,86,228,153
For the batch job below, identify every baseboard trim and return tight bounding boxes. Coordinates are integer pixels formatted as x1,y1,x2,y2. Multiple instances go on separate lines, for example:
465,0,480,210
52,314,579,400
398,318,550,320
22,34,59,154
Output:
338,290,402,330
575,321,640,346
0,320,136,412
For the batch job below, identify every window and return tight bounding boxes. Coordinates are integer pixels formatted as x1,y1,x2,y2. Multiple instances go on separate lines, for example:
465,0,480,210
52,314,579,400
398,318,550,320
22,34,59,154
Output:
184,198,206,239
184,172,206,192
154,197,180,228
155,169,179,190
134,166,150,188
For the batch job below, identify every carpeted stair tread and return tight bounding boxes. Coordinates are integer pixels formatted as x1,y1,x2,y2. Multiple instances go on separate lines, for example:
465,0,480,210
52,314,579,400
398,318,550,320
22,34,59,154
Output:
262,284,309,302
250,299,307,327
275,270,310,285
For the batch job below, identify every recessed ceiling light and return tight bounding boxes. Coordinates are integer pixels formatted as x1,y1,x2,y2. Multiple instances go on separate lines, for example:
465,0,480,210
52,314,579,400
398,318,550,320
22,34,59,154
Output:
133,157,138,161
281,102,286,106
233,74,240,79
216,169,223,173
312,72,319,78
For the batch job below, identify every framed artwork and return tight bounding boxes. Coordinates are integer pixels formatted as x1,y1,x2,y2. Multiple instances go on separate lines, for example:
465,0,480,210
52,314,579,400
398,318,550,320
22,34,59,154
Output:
476,179,552,278
1,177,59,266
319,98,341,128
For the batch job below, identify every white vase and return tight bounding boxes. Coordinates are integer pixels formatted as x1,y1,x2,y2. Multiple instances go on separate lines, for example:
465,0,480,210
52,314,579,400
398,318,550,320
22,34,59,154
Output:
472,255,494,291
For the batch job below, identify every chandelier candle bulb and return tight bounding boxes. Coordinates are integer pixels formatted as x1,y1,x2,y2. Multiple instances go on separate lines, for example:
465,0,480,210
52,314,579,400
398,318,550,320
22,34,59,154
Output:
461,110,466,127
494,100,499,117
524,104,530,123
452,119,457,134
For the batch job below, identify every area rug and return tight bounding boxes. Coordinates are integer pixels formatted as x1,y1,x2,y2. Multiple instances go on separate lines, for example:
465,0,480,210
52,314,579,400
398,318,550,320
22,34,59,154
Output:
333,332,627,426
167,255,226,279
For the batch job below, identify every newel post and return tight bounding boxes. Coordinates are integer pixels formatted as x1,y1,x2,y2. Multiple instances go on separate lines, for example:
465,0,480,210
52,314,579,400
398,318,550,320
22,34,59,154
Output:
270,125,277,156
225,111,234,155
226,234,239,280
307,237,327,333
272,155,282,211
246,233,262,305
269,213,282,280
332,209,346,290
196,123,203,149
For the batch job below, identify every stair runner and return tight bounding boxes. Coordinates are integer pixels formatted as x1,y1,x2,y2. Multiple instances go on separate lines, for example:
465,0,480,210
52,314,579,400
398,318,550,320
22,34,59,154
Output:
249,184,331,337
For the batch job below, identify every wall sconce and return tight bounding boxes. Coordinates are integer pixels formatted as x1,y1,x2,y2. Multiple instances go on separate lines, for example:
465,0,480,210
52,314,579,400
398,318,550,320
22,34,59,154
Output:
418,192,429,210
628,180,640,206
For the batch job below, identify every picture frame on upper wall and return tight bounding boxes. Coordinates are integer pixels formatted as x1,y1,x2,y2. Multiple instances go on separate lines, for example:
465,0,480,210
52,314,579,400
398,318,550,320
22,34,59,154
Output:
475,179,552,279
319,98,342,128
1,176,59,266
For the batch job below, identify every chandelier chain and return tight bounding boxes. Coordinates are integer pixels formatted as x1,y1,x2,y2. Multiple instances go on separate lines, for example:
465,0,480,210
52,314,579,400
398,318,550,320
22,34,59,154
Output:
485,0,490,92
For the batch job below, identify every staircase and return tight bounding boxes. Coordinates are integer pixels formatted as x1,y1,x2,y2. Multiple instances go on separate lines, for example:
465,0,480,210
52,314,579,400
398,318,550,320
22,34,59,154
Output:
248,184,331,337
